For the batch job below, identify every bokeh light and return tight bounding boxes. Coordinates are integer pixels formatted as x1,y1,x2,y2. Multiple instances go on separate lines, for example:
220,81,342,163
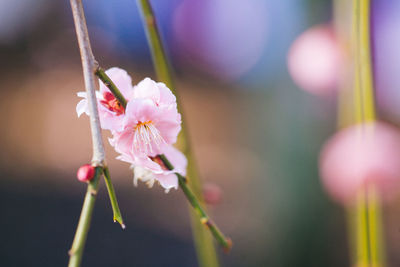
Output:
288,24,342,95
172,0,268,80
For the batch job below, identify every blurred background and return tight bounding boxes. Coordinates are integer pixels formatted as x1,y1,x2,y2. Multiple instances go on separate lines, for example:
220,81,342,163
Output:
1,0,400,266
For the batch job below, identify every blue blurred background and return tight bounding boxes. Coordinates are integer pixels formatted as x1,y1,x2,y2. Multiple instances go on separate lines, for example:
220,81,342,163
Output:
1,0,400,266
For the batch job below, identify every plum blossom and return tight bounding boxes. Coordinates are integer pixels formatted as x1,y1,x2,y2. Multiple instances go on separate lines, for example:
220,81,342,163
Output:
111,98,181,157
129,145,187,192
76,67,134,131
109,95,183,191
76,67,186,191
110,78,187,192
114,142,186,192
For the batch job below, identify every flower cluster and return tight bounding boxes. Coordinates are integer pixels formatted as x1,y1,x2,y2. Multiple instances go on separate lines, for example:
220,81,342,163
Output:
77,67,187,192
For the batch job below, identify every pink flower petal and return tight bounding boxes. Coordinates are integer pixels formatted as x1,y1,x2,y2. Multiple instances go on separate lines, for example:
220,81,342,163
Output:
133,77,177,108
99,67,134,100
154,172,179,192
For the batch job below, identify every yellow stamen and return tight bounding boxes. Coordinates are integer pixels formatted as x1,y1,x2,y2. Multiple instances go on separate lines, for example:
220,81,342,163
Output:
133,121,165,154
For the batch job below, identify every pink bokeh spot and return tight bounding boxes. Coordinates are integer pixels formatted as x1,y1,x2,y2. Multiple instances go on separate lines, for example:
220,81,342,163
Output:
319,122,400,204
288,25,343,95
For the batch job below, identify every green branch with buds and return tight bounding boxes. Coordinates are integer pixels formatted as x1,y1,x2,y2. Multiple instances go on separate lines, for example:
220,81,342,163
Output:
95,68,232,253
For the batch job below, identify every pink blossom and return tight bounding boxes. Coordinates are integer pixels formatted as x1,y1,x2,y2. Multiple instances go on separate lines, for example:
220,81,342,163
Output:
319,122,400,204
120,145,187,192
111,98,181,157
76,67,134,131
76,67,186,191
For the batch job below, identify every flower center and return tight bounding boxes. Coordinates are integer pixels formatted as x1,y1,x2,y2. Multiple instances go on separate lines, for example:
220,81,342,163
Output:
133,121,165,154
100,92,125,115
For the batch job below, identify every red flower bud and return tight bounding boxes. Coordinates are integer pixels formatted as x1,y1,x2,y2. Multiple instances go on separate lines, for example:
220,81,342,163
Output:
77,164,95,182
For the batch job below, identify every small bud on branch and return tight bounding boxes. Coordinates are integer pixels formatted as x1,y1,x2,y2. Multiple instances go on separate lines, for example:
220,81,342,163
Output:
77,164,95,182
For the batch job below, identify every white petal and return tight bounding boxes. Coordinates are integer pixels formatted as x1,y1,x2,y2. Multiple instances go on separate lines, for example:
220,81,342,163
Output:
77,91,87,98
95,90,102,98
76,99,89,117
156,173,179,192
133,166,156,187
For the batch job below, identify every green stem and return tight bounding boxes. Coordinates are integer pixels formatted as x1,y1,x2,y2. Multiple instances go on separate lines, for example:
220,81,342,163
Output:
159,154,232,252
136,0,174,91
68,167,102,267
350,0,384,266
335,0,384,266
178,174,232,252
367,184,386,267
357,0,375,122
353,0,376,124
355,189,369,267
95,67,128,109
103,166,125,228
136,1,221,265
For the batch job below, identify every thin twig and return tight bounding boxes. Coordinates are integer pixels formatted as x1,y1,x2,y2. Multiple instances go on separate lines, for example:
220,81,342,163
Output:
70,0,105,165
69,0,124,266
103,166,125,228
159,155,232,252
68,167,102,267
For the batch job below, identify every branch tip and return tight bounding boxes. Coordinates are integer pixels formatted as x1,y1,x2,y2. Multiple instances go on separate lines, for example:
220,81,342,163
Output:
114,218,125,229
223,238,233,254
